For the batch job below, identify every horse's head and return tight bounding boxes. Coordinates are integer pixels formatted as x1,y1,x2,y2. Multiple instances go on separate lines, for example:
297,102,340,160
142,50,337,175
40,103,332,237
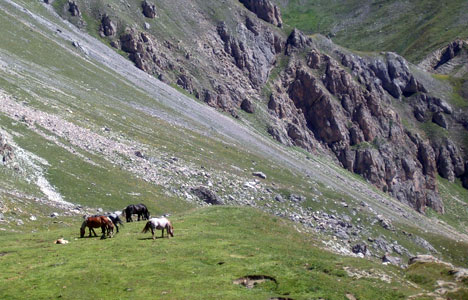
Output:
167,221,174,237
145,210,150,220
80,220,87,238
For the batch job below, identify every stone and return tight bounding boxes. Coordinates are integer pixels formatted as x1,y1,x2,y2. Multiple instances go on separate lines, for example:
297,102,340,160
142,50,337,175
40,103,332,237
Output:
241,99,255,113
50,212,59,218
142,1,157,19
68,1,80,17
432,111,448,129
191,186,223,205
382,254,401,266
99,14,117,37
252,171,266,179
274,194,283,202
408,255,443,265
413,236,437,253
335,230,349,240
351,243,367,255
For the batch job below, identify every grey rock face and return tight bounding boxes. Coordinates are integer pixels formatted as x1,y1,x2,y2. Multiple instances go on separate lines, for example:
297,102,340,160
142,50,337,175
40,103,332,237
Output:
239,0,283,27
265,30,467,213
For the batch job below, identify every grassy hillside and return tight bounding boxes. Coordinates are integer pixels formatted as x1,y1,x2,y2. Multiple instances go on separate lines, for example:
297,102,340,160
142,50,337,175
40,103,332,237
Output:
2,1,468,299
278,0,468,63
0,207,427,300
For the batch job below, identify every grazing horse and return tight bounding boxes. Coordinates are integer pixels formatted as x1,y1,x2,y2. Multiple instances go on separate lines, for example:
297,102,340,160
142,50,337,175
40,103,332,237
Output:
80,215,114,239
141,217,174,240
106,213,124,233
122,204,150,222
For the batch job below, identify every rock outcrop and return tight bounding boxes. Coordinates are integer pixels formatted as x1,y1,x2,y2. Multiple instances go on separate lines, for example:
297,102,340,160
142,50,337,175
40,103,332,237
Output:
191,186,223,205
419,39,468,77
141,1,156,19
58,0,468,215
239,0,283,27
0,133,14,164
99,14,116,37
265,31,464,213
67,1,80,17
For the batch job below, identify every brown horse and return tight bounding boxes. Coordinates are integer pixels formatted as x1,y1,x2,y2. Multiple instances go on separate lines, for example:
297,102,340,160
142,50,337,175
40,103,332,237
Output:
141,217,174,240
80,215,114,239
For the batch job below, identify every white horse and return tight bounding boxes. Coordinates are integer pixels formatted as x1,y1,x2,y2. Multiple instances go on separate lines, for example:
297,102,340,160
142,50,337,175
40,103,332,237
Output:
141,217,174,239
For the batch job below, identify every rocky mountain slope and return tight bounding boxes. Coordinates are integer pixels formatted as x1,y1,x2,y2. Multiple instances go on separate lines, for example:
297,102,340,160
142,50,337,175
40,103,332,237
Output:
47,0,468,217
1,2,468,296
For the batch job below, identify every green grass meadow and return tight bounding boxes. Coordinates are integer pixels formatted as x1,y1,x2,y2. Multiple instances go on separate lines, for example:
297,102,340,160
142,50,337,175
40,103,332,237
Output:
0,206,419,300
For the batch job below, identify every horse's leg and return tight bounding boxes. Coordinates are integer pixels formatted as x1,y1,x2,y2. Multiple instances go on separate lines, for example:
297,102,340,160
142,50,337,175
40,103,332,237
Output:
151,227,155,240
137,213,141,221
161,228,164,238
115,224,119,233
101,225,106,239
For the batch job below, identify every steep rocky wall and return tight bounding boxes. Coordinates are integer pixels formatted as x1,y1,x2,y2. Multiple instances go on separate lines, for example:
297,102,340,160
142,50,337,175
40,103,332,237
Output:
50,0,468,214
267,32,468,213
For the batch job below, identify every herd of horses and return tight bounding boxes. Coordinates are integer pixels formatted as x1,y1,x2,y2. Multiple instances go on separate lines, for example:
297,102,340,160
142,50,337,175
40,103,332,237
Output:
80,203,173,240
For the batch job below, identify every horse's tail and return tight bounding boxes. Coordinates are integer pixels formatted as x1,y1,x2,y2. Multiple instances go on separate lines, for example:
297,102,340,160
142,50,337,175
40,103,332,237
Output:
167,221,174,237
141,221,151,234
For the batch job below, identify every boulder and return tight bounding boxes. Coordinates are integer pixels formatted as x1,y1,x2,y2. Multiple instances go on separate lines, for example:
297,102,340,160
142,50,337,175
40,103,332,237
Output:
191,186,223,205
432,111,448,129
382,254,402,266
274,194,284,202
0,134,14,164
68,1,80,17
99,14,116,37
142,1,157,19
408,255,444,265
241,99,255,113
252,171,267,179
351,243,368,256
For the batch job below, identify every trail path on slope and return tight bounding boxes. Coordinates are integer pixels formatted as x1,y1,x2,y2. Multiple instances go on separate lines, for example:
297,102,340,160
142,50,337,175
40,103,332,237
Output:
1,0,467,242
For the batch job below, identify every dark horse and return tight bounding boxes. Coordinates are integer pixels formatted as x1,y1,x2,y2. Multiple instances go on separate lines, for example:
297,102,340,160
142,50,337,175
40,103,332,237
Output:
122,204,150,222
80,215,114,239
106,213,124,233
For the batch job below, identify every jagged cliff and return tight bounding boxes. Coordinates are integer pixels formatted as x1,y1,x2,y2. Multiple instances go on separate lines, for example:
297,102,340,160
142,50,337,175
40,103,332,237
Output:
51,0,468,214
